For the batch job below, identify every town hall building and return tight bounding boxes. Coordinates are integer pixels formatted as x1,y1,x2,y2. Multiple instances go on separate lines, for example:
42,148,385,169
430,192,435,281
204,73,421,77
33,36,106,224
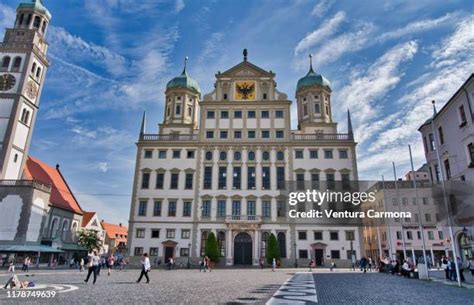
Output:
127,51,361,267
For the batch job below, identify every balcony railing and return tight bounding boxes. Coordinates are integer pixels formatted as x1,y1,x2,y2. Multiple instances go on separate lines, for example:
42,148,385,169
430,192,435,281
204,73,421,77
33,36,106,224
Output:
225,215,262,223
0,179,51,192
291,133,353,141
140,134,198,141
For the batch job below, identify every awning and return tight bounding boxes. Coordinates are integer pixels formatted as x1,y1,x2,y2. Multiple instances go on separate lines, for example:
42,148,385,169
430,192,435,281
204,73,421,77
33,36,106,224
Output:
59,244,87,251
0,244,64,253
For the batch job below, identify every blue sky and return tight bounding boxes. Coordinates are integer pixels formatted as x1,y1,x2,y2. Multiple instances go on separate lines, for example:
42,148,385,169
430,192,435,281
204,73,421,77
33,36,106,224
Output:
1,0,473,224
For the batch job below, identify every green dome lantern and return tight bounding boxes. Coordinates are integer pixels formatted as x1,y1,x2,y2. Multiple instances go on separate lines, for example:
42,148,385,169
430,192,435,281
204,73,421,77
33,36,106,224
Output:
166,57,201,94
296,54,331,91
18,0,52,20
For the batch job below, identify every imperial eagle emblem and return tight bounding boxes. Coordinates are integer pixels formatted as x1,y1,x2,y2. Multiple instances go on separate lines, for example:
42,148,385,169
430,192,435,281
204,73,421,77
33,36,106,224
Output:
235,82,255,100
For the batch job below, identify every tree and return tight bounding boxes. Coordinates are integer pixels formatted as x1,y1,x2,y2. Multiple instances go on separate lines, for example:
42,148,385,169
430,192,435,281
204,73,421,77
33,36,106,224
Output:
205,232,220,263
77,229,102,252
266,233,280,264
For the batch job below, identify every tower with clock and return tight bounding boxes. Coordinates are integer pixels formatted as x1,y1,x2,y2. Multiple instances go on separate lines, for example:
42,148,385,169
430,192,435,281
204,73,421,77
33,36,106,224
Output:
0,0,51,180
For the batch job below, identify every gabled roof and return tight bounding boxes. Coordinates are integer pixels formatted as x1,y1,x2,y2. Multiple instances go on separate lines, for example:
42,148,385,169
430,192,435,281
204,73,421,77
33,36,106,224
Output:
82,211,96,227
217,60,275,78
24,156,83,215
101,222,128,241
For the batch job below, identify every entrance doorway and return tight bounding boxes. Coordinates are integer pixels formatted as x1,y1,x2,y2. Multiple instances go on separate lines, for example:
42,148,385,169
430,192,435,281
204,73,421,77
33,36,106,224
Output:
315,249,324,266
234,232,252,265
164,247,174,263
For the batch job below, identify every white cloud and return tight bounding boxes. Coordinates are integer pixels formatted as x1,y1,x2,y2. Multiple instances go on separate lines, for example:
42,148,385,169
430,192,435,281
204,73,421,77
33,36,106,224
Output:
97,162,109,173
0,4,15,38
294,11,346,55
311,0,335,17
175,0,185,12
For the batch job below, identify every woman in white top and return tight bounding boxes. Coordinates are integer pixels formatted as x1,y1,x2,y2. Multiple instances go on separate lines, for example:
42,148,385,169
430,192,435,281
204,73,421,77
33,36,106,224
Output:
84,251,100,284
136,253,150,283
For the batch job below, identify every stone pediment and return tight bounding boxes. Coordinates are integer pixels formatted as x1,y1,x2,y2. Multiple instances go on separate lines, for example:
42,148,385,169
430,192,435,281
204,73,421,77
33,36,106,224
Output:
217,61,275,78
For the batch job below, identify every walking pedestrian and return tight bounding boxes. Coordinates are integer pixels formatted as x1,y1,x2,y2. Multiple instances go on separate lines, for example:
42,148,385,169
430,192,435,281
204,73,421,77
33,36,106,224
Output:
308,259,314,272
260,257,264,270
368,257,373,272
107,254,115,276
84,251,100,284
8,259,15,273
441,256,449,280
136,253,150,284
79,258,84,272
469,257,474,277
69,258,75,269
169,257,174,270
351,253,356,271
271,258,276,272
360,257,368,273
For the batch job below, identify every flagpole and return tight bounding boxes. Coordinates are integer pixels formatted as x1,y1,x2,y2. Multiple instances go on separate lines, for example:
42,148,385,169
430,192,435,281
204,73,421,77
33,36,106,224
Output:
382,175,394,260
430,100,461,287
393,162,407,260
409,144,429,279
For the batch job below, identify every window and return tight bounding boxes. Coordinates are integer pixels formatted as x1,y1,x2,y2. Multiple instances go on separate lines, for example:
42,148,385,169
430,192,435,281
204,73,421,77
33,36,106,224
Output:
219,167,227,189
345,231,355,241
141,173,150,189
218,231,226,256
234,151,241,160
444,159,451,180
20,109,30,125
232,200,241,216
277,151,284,161
262,130,270,138
262,151,270,161
187,150,195,159
219,151,227,160
459,105,467,126
144,150,153,158
314,231,323,240
438,231,444,240
36,67,41,78
159,150,167,158
172,150,181,159
314,103,320,113
234,110,242,118
327,173,335,190
202,201,210,217
205,151,213,161
331,250,340,259
150,248,159,256
428,231,434,240
234,130,242,139
138,200,148,216
233,167,241,189
277,200,286,217
175,104,181,115
247,200,256,216
396,231,402,240
170,173,179,189
223,93,228,100
423,137,429,153
248,130,256,139
185,173,193,189
262,201,271,218
468,143,474,166
217,200,226,217
166,229,175,239
207,111,215,118
248,151,255,161
201,232,208,256
417,231,421,240
298,231,307,240
324,150,333,159
263,93,267,100
276,130,284,138
303,104,308,116
295,150,304,159
188,107,192,116
275,110,284,118
13,57,21,70
262,167,271,189
299,250,308,259
296,173,305,190
136,228,145,238
339,150,348,159
277,167,285,190
221,111,229,119
425,213,432,222
134,247,144,256
153,201,161,216
155,173,164,189
33,16,41,28
183,201,192,217
206,131,214,139
438,126,444,145
181,229,191,239
2,56,10,68
261,111,269,118
330,231,339,240
247,166,256,189
220,131,228,139
311,173,320,189
429,133,435,151
310,150,318,159
277,232,286,258
203,166,212,189
248,111,256,118
261,232,269,258
406,231,413,240
151,229,160,238
168,201,176,217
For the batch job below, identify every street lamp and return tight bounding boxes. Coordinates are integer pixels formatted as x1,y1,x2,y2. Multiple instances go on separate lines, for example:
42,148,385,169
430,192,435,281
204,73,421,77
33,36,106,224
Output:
187,243,191,269
294,242,298,268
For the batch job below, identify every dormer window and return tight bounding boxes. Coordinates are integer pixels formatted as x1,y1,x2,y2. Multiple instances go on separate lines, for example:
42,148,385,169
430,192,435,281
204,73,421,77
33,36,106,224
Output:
263,93,267,100
223,93,228,100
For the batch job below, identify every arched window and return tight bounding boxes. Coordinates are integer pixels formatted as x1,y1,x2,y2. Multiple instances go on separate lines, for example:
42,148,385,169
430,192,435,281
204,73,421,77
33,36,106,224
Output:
277,151,284,161
26,14,32,26
41,21,47,33
1,56,11,69
13,57,21,69
200,231,208,256
233,151,241,161
33,16,41,29
262,151,270,161
261,232,269,258
218,231,226,257
21,109,30,124
72,222,78,233
31,62,36,73
187,107,192,116
248,151,255,161
167,106,170,116
277,232,287,258
50,218,59,238
205,151,213,161
175,104,181,115
219,151,227,161
36,67,41,78
61,220,69,240
18,14,24,26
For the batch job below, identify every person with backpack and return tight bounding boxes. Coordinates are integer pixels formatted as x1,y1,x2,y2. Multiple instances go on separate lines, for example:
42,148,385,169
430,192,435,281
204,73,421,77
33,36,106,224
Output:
136,253,150,284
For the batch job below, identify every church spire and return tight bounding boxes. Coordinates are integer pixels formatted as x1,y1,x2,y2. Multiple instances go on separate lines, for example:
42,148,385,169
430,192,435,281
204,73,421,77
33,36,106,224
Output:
140,111,146,135
347,109,353,135
181,56,189,75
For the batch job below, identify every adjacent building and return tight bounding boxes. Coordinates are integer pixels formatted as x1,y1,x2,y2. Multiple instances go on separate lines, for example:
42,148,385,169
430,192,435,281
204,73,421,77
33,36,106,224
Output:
81,211,108,254
127,52,361,267
102,221,128,256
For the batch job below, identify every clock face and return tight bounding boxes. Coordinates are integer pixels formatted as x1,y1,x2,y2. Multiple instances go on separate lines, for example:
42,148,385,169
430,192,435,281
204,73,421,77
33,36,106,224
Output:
25,80,38,100
235,81,256,100
0,74,16,91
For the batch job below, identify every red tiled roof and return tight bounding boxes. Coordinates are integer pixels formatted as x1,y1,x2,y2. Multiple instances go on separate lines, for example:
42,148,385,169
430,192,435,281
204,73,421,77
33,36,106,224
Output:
24,156,83,215
101,222,128,241
82,211,96,227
